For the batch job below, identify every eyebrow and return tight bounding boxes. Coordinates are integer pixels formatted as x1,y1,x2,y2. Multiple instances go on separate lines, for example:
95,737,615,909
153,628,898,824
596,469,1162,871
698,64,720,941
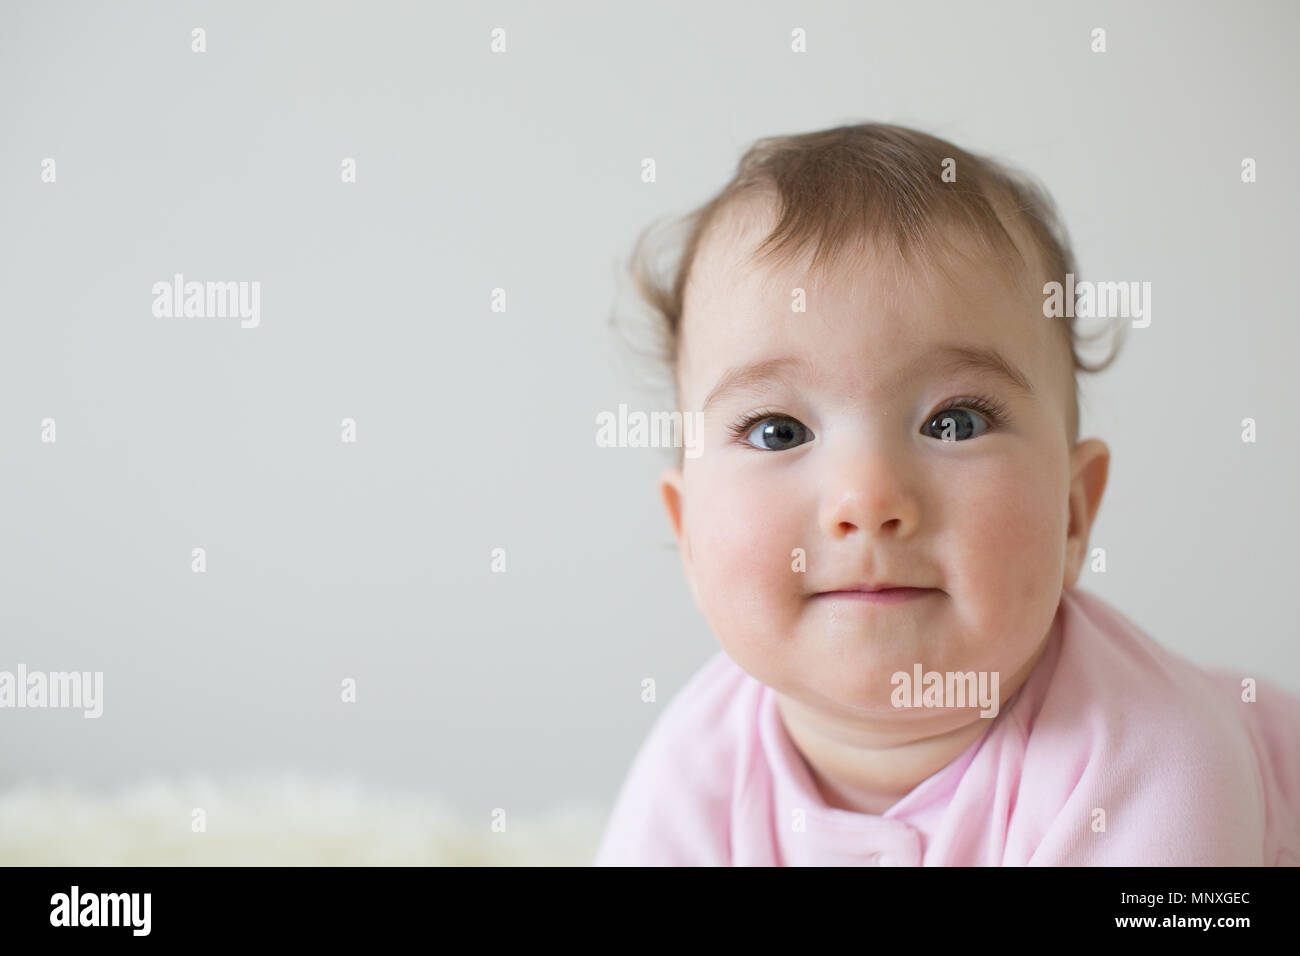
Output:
700,345,1034,412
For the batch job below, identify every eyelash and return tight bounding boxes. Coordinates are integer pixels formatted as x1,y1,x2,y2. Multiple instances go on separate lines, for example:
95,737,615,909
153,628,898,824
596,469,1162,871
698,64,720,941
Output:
726,406,785,443
931,394,1010,429
726,394,1011,446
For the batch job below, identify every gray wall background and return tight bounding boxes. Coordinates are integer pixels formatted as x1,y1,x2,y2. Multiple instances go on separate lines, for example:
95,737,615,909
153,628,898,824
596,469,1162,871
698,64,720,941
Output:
1,0,1296,818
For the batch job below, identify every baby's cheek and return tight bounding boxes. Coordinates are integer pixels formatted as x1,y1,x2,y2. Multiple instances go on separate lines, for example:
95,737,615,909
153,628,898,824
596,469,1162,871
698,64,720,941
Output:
691,471,787,563
947,463,1066,632
688,476,805,648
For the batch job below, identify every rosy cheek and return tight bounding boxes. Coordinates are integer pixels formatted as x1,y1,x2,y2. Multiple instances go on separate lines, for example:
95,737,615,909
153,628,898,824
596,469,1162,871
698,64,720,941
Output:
692,486,780,583
687,471,803,630
947,459,1067,620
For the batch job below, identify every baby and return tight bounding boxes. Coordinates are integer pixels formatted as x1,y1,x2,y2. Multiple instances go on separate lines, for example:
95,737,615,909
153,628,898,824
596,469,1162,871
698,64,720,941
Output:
594,122,1300,866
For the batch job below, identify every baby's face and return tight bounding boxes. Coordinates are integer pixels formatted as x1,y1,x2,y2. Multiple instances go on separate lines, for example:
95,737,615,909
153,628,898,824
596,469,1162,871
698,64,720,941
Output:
661,204,1107,723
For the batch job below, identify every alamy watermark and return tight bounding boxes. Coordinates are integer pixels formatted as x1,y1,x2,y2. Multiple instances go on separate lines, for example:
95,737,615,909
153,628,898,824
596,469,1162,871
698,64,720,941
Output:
891,664,1000,718
50,886,150,936
152,273,261,328
595,404,703,458
1043,274,1150,328
0,664,103,718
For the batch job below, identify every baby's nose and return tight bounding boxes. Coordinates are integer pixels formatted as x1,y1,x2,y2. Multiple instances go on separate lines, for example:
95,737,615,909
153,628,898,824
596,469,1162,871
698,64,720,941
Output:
818,449,922,539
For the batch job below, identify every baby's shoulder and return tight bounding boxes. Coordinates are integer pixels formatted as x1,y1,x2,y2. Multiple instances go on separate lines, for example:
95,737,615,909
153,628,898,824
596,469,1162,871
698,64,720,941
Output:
1036,589,1300,862
592,650,759,866
634,649,760,775
1199,666,1300,864
1056,589,1266,750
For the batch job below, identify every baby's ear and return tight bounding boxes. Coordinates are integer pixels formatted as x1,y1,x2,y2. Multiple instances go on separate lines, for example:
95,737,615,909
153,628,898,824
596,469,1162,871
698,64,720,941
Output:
658,466,699,604
1063,438,1110,587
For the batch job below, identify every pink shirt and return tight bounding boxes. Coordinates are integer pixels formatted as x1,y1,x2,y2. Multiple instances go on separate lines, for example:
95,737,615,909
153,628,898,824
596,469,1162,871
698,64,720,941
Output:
594,586,1300,865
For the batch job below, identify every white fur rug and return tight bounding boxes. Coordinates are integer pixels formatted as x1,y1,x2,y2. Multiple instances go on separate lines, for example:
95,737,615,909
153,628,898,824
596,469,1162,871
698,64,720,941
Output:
0,775,606,866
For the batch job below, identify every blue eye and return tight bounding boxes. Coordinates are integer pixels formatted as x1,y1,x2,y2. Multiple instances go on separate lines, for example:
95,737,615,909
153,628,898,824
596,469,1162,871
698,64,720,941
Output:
922,405,993,441
733,414,814,451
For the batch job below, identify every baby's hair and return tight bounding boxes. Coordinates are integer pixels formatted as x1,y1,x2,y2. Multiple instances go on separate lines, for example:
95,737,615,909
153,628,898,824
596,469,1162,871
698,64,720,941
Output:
614,122,1125,457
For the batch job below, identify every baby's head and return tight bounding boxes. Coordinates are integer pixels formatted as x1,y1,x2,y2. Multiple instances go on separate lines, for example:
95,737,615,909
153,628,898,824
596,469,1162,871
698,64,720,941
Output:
627,123,1122,724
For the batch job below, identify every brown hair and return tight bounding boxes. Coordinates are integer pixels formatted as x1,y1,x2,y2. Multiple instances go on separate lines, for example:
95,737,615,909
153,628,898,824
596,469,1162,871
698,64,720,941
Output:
614,122,1124,451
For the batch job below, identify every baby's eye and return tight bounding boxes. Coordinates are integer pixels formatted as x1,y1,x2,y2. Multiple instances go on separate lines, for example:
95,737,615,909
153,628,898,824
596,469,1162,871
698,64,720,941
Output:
921,407,991,442
739,415,814,451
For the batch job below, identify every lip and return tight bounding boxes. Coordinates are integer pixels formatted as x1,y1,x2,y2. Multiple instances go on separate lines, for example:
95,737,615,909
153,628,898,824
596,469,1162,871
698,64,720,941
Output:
812,587,939,604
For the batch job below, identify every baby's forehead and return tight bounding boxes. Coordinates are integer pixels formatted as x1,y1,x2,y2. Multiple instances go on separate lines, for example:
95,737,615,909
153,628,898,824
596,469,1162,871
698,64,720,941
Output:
686,222,1039,340
678,214,1064,405
687,194,1040,313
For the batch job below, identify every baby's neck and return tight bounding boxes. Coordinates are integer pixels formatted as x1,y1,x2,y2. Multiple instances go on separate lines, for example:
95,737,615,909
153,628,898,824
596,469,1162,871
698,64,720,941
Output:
775,698,991,814
774,638,1050,816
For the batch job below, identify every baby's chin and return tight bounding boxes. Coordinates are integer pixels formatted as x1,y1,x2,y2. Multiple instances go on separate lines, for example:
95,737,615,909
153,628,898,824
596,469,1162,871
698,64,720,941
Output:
770,662,1004,728
779,662,962,719
722,629,1007,718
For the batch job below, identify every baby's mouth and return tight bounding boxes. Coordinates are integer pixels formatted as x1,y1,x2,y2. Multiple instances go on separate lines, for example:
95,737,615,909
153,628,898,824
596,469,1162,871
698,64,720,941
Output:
811,586,941,605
